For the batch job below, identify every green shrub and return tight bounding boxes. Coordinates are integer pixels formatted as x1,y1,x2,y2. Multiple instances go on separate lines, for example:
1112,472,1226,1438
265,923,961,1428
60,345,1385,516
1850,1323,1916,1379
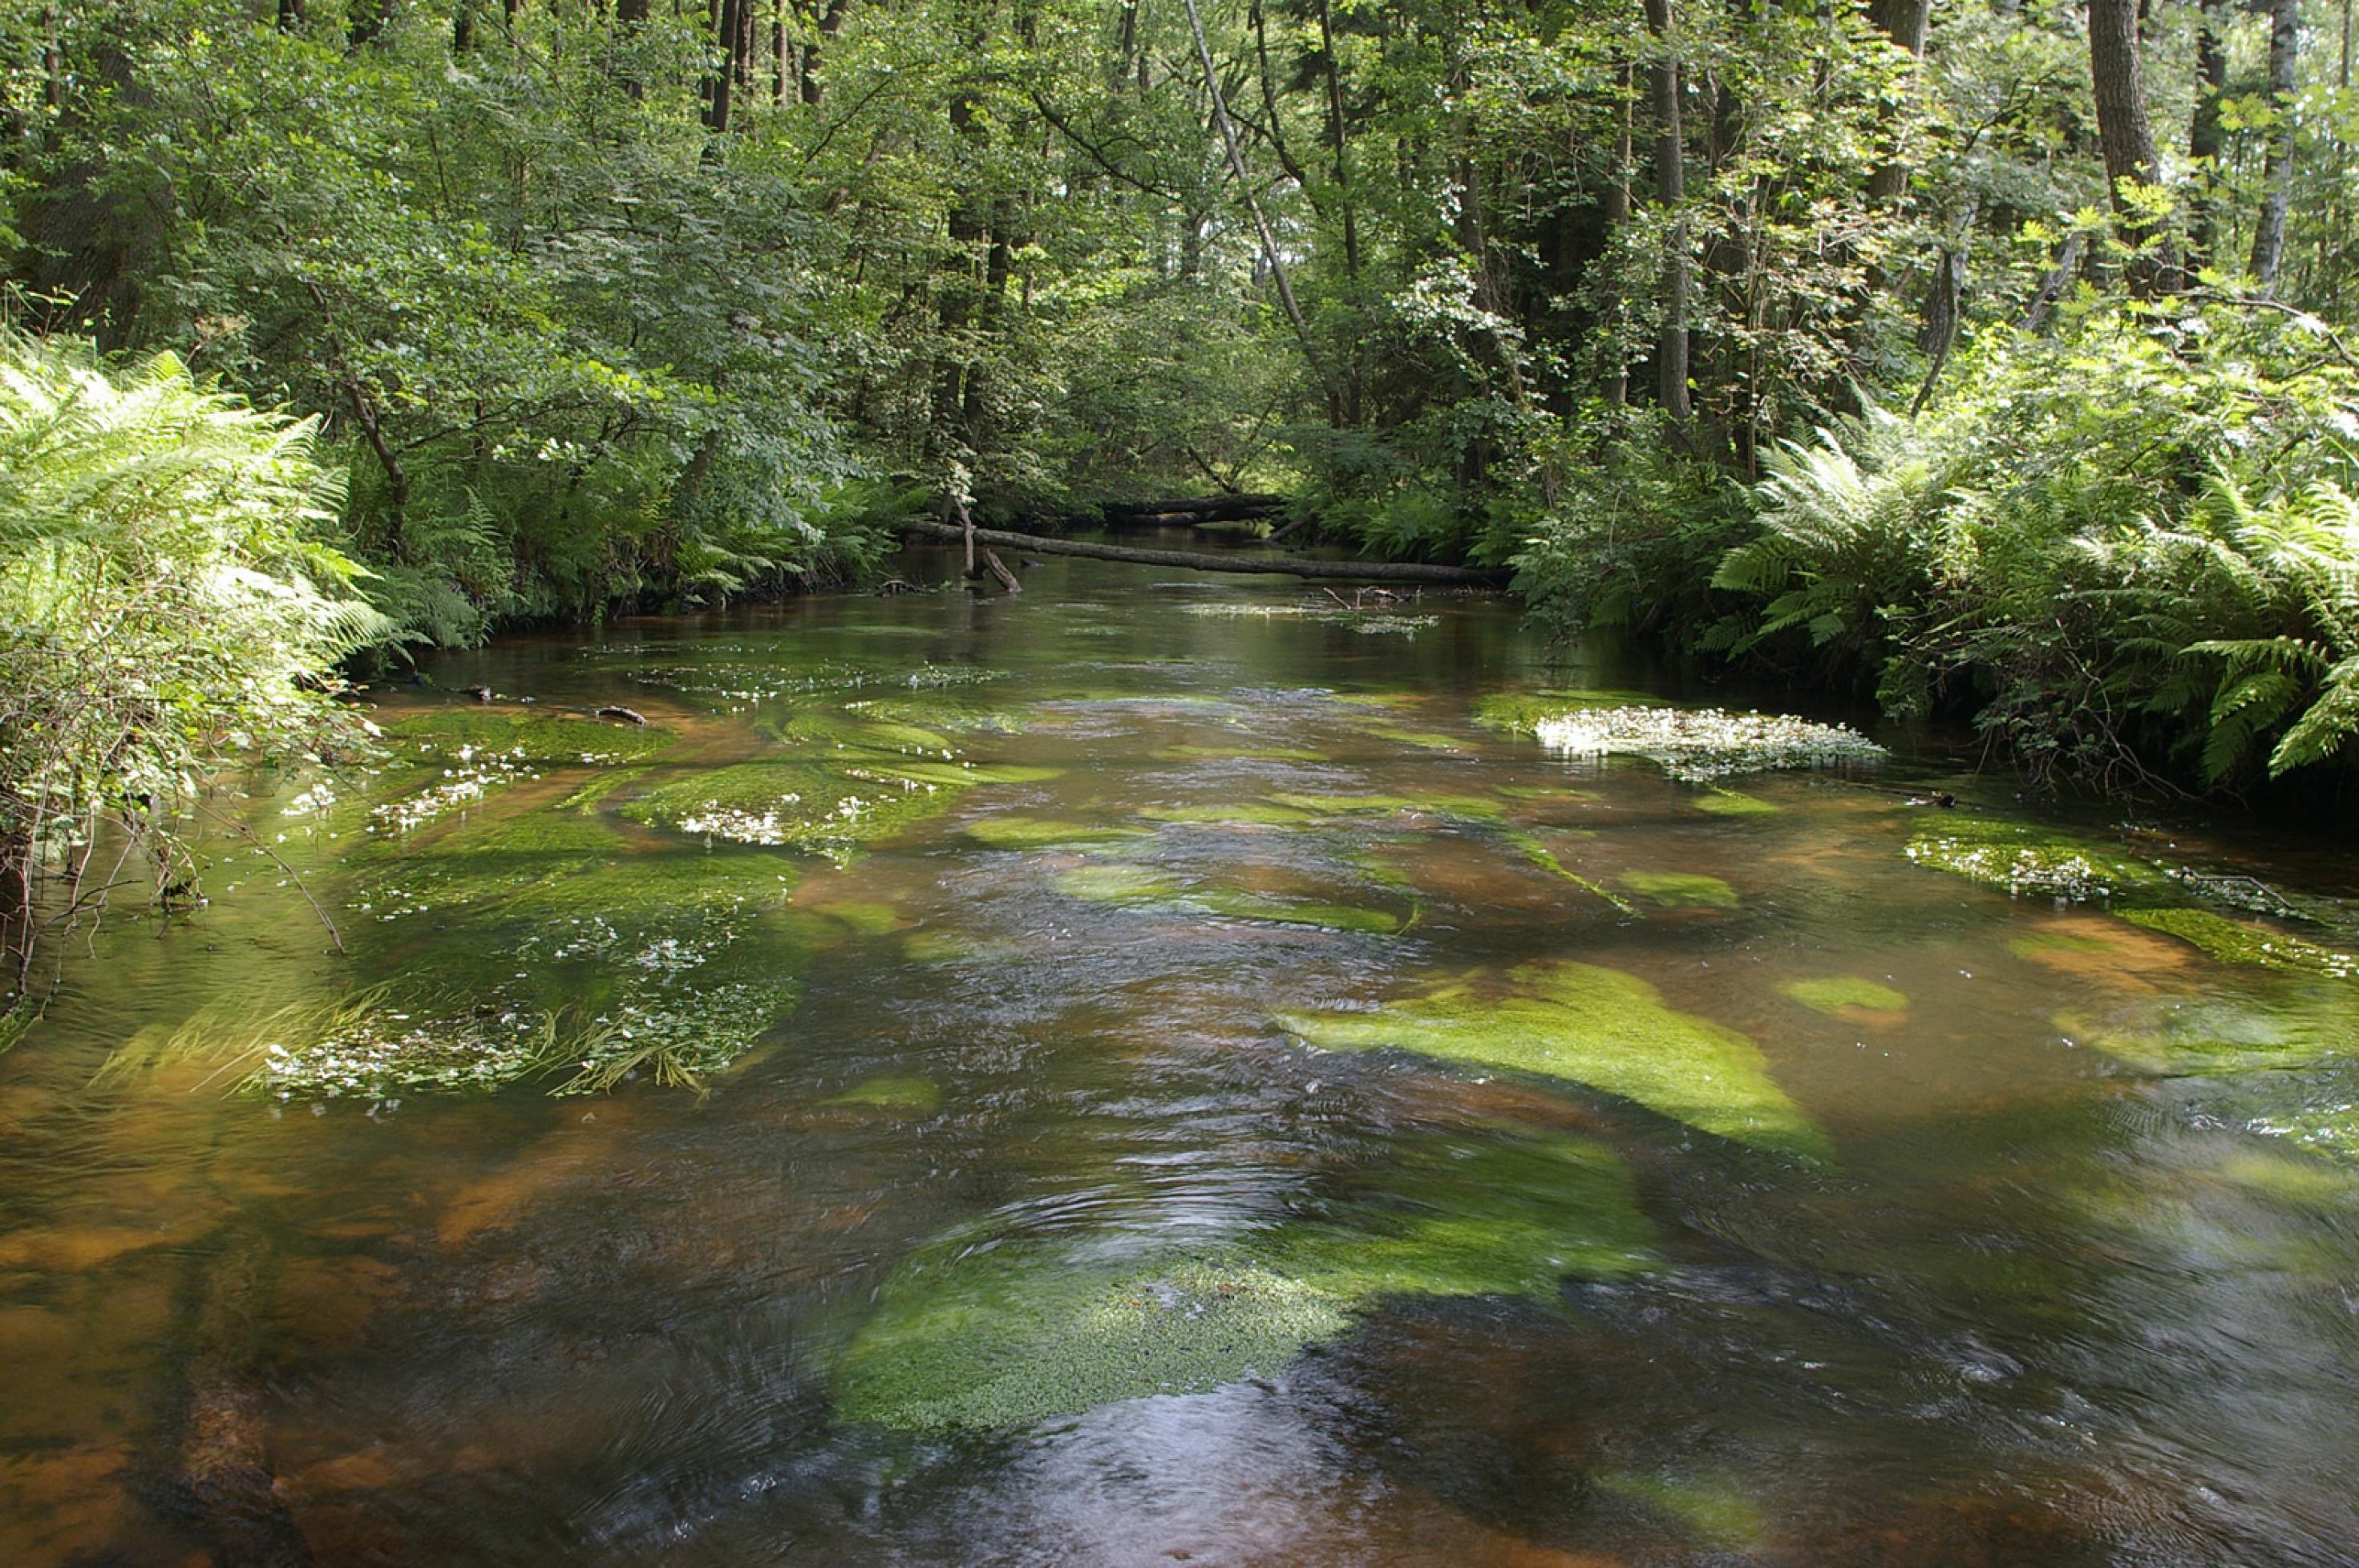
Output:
0,331,384,971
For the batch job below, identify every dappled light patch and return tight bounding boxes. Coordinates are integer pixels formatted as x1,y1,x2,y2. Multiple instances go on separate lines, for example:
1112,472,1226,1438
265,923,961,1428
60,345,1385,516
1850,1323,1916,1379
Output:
1618,871,1740,909
1534,705,1885,782
1277,960,1831,1159
1781,976,1908,1014
1906,818,2171,903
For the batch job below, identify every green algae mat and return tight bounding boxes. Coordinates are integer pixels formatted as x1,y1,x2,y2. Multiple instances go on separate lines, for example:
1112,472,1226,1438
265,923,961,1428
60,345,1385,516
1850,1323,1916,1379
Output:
1277,961,1831,1160
834,1128,1655,1430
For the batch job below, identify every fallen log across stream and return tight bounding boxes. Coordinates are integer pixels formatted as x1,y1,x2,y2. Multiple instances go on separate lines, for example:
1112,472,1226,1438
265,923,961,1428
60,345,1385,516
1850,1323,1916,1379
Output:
901,517,1508,586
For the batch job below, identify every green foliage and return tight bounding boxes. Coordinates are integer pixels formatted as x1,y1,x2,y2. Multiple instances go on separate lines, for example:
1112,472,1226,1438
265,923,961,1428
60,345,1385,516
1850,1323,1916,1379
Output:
1714,298,2359,787
0,329,382,960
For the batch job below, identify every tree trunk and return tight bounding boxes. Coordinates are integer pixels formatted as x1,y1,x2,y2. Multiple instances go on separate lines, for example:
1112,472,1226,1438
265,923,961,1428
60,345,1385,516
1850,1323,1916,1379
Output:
2087,0,2175,293
1866,0,1932,203
2188,0,2229,267
800,0,847,106
2249,0,2300,289
1643,0,1691,425
704,0,757,134
1604,60,1633,408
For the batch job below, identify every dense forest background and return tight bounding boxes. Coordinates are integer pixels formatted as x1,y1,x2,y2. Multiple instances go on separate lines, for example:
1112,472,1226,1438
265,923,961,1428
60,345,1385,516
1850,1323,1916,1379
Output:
2,0,2357,799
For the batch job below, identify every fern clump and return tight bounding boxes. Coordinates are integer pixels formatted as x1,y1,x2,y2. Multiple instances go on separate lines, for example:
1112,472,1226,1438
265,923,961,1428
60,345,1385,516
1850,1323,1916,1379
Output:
0,332,386,973
1708,301,2359,791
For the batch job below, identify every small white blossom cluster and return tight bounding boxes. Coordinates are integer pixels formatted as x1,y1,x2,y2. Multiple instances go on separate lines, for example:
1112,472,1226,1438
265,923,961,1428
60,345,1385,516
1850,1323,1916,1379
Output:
1534,705,1885,782
678,800,800,844
1905,841,2118,902
282,782,338,817
370,748,536,835
250,1008,551,1098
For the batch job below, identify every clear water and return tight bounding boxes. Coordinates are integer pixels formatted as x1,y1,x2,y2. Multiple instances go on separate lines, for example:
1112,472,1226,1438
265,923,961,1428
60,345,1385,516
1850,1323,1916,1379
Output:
4,549,2357,1567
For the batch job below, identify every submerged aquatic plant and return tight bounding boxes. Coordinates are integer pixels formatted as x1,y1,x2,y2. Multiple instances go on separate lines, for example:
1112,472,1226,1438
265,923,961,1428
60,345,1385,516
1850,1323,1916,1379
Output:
1277,961,1831,1159
381,708,675,766
1532,705,1885,782
2119,908,2359,980
1782,976,1908,1013
1904,818,2170,903
1054,862,1406,934
835,1127,1654,1431
820,1075,944,1113
965,818,1155,851
1694,789,1782,817
835,1249,1353,1430
102,987,718,1099
1596,1470,1766,1550
2061,991,2357,1077
1619,871,1742,909
1472,689,1665,735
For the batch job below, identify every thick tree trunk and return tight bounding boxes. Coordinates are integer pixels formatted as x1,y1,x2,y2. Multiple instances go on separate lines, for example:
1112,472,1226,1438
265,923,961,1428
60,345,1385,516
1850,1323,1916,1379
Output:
2249,0,2300,289
1643,0,1691,426
2088,0,2175,293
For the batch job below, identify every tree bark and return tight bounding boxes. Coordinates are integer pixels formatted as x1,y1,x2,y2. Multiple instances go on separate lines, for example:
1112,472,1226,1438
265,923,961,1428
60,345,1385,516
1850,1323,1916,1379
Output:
1642,0,1691,425
2087,0,2174,293
1604,60,1633,408
2249,0,2300,289
1866,0,1932,204
2188,0,2229,267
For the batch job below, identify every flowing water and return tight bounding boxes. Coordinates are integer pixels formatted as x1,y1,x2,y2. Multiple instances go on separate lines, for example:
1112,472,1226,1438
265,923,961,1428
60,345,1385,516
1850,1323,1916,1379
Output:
4,549,2358,1567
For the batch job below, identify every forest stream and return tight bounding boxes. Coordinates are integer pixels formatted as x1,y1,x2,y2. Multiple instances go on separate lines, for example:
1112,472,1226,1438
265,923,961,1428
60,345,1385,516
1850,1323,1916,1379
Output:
3,548,2357,1568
